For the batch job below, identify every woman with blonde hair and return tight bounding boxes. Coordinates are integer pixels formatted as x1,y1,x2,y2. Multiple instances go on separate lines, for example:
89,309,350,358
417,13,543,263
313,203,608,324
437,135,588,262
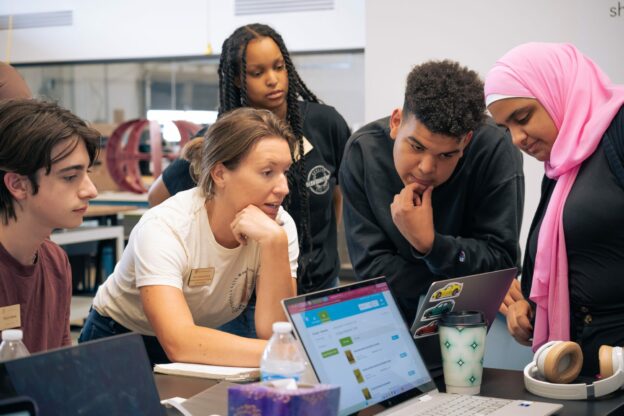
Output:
80,108,299,366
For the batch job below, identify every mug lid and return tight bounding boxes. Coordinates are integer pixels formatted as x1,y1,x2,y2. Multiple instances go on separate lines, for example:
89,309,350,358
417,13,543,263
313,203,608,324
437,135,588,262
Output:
439,310,486,327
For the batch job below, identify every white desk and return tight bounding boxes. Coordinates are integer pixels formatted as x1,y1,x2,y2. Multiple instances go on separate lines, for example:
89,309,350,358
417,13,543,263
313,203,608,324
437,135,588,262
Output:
51,225,124,260
93,191,149,207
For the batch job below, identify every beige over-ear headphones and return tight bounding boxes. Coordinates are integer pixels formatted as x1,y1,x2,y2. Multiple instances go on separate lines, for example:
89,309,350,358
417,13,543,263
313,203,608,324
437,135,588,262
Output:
524,341,624,400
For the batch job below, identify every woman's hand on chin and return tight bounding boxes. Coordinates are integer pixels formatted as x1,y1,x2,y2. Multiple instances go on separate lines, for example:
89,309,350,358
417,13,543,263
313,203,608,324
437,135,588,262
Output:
230,204,286,246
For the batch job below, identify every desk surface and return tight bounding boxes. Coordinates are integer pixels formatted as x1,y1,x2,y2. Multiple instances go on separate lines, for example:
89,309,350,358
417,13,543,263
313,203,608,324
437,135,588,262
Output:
155,368,624,416
473,368,624,416
85,204,140,217
92,191,149,207
50,225,124,245
155,374,216,400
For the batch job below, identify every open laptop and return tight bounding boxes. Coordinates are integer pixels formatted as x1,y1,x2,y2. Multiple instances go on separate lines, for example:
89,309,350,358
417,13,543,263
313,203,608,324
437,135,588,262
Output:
0,396,37,416
411,268,517,375
0,333,166,416
282,277,562,416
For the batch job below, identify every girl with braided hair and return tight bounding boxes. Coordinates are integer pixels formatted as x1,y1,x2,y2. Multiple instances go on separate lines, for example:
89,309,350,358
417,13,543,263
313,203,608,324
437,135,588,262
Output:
148,23,351,337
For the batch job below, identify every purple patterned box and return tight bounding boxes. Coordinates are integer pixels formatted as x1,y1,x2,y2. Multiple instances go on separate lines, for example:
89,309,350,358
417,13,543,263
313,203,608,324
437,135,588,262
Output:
228,382,340,416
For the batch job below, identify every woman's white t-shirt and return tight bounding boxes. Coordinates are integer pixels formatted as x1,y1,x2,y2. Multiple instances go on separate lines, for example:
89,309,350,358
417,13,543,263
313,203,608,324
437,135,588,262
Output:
93,188,299,335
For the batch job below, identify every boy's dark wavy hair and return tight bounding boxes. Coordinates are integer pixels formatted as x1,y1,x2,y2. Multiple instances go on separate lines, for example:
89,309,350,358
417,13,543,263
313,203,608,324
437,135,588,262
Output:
0,99,100,225
404,60,485,139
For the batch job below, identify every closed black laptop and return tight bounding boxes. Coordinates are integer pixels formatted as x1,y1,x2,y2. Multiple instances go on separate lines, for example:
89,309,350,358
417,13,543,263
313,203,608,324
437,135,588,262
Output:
0,396,37,416
0,333,164,416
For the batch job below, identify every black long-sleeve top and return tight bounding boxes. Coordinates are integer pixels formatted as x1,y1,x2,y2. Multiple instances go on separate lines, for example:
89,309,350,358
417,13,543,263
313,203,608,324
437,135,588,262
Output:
339,117,524,322
521,107,624,376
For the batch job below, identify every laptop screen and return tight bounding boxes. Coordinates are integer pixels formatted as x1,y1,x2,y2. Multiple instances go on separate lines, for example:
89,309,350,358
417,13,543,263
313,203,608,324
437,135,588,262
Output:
0,333,164,416
284,278,438,415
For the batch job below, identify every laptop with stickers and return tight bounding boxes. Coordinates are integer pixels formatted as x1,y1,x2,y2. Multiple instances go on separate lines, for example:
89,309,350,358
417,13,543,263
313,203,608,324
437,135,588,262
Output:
282,276,561,416
410,268,517,375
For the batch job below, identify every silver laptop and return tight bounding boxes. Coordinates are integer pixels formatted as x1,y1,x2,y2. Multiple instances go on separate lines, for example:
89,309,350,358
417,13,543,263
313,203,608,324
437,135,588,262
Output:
411,268,517,375
282,277,562,416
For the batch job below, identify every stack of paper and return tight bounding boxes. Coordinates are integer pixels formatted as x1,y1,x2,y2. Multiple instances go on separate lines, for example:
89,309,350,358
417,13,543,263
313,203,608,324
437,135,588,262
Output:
153,362,260,381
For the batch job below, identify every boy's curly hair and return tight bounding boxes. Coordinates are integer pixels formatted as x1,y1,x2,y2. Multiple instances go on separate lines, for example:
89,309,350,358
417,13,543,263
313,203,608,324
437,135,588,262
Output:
403,60,485,138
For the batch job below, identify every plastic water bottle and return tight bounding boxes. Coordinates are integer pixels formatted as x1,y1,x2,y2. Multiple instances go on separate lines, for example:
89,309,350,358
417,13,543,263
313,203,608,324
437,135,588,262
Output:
0,329,30,362
260,322,306,382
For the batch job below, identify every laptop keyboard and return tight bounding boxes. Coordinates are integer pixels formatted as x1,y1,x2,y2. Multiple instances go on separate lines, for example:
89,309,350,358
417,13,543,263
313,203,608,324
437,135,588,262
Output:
411,395,512,416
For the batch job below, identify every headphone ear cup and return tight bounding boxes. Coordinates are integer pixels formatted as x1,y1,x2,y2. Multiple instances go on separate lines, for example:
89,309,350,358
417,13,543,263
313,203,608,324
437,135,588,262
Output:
599,345,614,378
543,341,583,384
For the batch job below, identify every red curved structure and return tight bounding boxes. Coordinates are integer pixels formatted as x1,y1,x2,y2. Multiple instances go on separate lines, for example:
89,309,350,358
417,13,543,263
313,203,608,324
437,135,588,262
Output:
106,119,200,193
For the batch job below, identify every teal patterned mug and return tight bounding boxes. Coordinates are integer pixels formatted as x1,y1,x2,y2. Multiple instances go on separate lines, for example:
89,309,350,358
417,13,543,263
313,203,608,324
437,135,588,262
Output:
438,311,487,395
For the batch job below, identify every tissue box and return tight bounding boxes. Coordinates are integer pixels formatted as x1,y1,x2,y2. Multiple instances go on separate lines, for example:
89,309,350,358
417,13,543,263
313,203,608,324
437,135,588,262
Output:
228,382,340,416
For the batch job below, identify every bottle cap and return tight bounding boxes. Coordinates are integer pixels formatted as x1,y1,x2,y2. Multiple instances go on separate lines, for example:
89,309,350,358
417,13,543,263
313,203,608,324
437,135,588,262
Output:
2,329,23,341
439,311,486,327
272,322,293,333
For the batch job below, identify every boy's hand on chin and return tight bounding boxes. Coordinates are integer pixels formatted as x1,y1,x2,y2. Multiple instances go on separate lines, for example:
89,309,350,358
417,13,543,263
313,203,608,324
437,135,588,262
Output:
391,183,435,254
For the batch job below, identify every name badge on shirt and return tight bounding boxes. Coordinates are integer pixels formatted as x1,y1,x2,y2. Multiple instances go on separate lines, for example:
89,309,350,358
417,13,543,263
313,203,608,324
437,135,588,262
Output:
187,268,215,287
0,304,21,331
293,136,314,161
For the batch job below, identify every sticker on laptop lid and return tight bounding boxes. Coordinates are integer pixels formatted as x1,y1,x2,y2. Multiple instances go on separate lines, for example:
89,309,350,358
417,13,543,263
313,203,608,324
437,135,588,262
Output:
421,299,455,321
429,282,463,302
413,320,439,338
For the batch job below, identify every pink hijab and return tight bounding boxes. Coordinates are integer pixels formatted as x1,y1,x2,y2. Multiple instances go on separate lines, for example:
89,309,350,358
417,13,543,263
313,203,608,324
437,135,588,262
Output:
484,43,624,351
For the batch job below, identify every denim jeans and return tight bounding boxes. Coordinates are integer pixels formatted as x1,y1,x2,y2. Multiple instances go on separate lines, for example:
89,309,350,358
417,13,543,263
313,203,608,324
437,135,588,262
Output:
217,297,257,339
78,308,170,366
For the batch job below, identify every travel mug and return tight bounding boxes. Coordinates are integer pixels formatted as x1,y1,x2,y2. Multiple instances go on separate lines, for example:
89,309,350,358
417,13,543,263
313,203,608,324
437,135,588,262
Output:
438,310,487,395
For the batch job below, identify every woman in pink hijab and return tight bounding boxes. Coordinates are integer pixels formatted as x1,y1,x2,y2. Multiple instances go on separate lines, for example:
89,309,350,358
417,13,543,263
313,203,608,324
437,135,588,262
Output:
484,42,624,377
